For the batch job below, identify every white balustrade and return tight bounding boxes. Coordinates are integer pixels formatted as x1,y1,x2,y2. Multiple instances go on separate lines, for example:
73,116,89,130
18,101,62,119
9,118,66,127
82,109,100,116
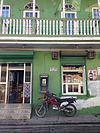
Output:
1,18,100,36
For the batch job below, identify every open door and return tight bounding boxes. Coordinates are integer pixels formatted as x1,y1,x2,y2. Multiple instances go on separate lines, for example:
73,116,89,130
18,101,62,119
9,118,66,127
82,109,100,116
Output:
8,70,24,103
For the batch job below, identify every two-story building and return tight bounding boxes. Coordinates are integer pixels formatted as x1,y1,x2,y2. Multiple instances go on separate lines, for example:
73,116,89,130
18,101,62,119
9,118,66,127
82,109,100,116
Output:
0,0,100,119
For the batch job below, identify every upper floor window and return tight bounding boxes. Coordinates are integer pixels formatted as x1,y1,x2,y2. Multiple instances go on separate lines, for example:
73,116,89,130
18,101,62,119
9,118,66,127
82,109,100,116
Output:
23,11,40,18
24,2,39,18
2,5,10,17
64,12,76,19
92,8,99,19
61,12,77,35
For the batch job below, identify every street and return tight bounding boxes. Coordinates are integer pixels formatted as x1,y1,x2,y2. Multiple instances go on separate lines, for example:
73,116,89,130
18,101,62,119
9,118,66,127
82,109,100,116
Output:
0,123,100,133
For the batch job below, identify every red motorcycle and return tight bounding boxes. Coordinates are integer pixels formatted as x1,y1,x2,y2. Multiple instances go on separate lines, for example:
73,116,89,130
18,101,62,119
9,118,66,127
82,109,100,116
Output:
35,92,77,118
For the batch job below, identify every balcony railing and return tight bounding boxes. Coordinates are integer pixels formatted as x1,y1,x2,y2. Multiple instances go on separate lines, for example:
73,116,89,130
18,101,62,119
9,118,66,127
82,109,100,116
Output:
0,18,100,36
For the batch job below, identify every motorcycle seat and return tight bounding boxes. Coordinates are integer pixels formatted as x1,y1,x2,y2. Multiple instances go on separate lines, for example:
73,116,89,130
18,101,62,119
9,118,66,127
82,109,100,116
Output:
56,97,76,103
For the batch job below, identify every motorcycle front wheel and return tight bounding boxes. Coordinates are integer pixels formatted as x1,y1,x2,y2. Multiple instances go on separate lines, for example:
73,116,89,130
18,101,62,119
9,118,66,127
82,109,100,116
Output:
63,104,77,117
35,104,47,118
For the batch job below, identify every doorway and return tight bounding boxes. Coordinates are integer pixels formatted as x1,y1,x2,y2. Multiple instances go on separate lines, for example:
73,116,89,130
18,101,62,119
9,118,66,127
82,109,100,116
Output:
8,70,24,103
0,63,32,104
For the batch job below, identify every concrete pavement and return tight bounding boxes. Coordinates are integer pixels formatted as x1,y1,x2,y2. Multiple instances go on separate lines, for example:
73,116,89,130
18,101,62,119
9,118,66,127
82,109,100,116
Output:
0,114,100,125
0,114,100,133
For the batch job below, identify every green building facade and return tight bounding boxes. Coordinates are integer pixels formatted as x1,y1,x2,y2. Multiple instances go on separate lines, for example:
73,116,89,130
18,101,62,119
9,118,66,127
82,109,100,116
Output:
0,0,100,119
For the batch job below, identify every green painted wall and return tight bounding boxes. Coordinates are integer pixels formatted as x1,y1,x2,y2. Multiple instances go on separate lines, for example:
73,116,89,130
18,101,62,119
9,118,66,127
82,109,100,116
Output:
86,52,100,80
32,52,60,105
78,0,97,19
4,0,98,19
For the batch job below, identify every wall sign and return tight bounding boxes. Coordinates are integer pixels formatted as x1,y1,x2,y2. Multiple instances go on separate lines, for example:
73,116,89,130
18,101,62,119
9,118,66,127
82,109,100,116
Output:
50,67,58,72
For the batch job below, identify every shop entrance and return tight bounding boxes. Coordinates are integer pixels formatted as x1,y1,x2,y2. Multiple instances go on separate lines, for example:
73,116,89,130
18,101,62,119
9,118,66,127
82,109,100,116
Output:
8,70,24,103
0,63,32,104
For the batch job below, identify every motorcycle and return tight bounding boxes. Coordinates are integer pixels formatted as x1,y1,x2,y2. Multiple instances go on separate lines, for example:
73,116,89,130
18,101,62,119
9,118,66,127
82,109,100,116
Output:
35,92,77,118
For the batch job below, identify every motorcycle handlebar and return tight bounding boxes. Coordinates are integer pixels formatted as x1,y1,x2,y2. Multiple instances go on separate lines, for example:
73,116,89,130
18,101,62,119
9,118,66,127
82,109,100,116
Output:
45,92,56,97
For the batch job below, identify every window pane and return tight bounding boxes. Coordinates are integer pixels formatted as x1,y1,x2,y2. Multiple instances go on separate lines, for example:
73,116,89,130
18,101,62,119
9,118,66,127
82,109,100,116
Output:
68,85,72,92
30,12,33,17
0,84,6,103
63,84,66,93
9,63,24,69
1,64,7,82
2,6,9,18
25,12,33,18
93,9,99,19
26,12,29,17
72,14,75,19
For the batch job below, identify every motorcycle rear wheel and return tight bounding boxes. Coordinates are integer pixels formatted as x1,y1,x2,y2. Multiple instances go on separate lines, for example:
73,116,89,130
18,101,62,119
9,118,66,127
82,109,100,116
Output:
63,104,77,117
35,104,47,118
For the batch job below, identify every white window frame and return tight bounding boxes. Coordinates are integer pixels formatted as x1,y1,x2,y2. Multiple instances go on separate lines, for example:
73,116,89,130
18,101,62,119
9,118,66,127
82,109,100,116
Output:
23,10,40,18
92,7,99,19
61,11,77,19
1,5,10,17
61,66,86,96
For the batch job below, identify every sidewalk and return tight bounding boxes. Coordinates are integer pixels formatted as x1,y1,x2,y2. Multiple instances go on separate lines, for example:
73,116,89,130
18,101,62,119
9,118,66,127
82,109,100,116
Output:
0,114,100,126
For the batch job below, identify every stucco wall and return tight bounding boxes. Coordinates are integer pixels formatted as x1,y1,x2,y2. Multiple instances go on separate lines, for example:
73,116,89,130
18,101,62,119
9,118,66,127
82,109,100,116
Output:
4,0,97,19
32,52,60,105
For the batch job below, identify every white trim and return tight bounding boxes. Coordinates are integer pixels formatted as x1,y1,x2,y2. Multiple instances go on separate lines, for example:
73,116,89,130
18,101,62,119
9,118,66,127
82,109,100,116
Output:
5,64,8,104
0,66,1,82
0,36,100,41
0,41,100,45
8,68,24,71
24,64,25,83
33,0,35,17
23,63,25,104
98,0,100,10
0,82,6,84
61,11,64,18
0,0,3,17
63,0,65,12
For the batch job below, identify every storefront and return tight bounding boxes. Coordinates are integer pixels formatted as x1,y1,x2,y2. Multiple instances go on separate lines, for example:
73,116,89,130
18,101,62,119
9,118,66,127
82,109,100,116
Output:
61,56,86,96
0,51,33,119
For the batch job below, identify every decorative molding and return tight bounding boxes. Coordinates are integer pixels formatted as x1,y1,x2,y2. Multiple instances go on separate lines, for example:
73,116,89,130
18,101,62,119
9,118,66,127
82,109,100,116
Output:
24,2,38,10
65,3,75,10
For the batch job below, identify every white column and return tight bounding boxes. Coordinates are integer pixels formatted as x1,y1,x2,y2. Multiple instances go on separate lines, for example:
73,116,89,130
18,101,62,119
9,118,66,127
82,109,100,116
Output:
0,0,3,17
98,0,100,9
63,0,65,12
98,0,100,35
33,0,35,17
98,0,100,18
